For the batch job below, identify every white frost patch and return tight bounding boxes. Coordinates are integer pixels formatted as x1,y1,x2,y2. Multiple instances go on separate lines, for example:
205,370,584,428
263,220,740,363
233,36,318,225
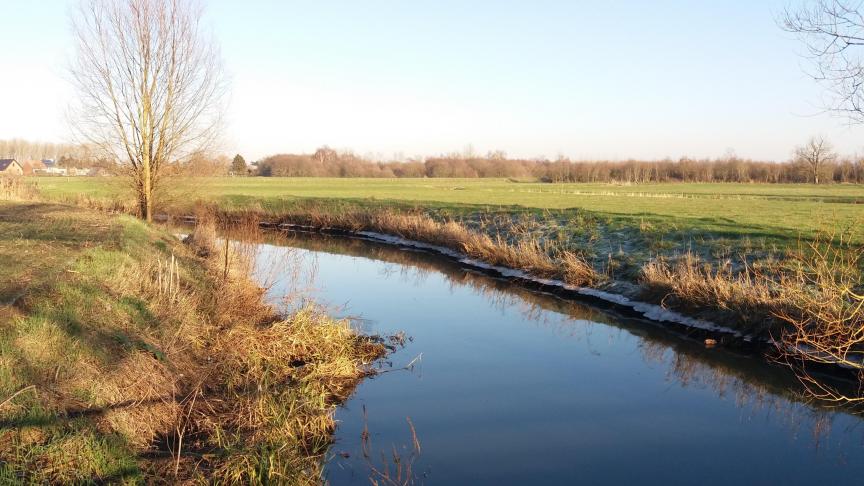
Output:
577,288,743,336
356,231,464,259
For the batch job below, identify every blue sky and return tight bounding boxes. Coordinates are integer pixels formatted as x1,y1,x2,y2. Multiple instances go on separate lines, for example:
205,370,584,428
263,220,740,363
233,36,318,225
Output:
1,0,861,161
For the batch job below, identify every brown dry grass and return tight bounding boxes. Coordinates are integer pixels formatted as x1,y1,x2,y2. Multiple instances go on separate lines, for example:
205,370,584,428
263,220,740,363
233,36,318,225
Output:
155,215,387,483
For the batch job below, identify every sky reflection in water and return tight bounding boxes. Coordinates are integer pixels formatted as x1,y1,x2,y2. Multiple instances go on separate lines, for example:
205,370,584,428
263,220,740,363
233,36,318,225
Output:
250,233,864,486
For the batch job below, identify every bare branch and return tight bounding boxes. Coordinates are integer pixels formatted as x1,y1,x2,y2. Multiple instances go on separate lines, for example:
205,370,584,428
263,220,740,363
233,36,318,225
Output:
783,0,864,123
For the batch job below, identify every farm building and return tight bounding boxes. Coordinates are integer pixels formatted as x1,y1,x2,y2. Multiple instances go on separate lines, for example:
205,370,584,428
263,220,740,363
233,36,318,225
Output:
0,159,24,176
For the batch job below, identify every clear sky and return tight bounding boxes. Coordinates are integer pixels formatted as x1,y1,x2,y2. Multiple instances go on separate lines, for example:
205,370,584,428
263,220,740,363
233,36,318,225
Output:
1,0,862,161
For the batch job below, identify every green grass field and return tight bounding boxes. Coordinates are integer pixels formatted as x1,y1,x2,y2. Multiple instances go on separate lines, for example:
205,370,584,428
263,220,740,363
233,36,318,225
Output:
31,177,864,245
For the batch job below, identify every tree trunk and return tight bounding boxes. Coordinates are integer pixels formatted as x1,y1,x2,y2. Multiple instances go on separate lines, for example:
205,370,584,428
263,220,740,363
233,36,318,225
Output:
142,159,153,222
145,189,153,222
138,186,153,222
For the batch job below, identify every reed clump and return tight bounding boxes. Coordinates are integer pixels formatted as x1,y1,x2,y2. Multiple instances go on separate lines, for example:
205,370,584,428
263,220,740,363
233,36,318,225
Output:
201,307,386,482
159,214,388,482
184,207,218,257
366,210,601,286
640,254,780,333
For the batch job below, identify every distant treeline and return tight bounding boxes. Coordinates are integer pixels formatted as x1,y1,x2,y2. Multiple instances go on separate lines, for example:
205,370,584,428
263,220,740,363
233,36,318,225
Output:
0,139,82,161
0,138,115,170
257,147,864,183
9,137,864,183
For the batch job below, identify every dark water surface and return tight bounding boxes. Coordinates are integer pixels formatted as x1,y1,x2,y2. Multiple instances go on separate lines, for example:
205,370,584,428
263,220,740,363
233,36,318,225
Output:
250,232,864,485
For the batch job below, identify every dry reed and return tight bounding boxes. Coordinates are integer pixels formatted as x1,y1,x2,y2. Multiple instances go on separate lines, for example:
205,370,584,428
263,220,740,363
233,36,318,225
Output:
256,206,602,287
0,176,38,201
640,253,779,332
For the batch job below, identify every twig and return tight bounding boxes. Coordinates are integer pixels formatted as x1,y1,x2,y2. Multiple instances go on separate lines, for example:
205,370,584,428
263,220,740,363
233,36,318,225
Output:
0,385,36,409
375,353,423,375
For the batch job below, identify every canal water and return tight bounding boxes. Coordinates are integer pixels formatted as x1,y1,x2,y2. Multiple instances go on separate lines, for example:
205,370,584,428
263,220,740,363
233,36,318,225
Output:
249,231,864,485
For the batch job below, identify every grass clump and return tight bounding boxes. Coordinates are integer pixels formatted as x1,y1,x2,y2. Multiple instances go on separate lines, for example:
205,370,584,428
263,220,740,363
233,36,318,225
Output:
0,201,387,483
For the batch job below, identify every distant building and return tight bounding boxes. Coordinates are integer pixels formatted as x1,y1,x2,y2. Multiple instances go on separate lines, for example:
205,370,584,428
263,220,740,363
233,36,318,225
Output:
21,160,47,175
0,159,24,176
31,159,69,175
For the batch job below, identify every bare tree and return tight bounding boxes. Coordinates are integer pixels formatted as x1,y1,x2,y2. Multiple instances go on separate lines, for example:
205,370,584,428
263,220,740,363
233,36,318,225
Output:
782,0,864,123
69,0,225,221
794,135,836,183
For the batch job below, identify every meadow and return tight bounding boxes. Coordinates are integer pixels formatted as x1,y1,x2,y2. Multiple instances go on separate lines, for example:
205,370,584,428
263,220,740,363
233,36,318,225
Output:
31,176,864,244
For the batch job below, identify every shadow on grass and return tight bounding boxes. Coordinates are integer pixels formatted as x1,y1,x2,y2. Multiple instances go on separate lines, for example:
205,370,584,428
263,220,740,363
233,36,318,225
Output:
0,202,120,246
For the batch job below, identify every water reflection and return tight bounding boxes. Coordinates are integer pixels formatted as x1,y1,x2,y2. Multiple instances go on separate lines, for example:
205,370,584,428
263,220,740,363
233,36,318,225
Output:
248,231,864,485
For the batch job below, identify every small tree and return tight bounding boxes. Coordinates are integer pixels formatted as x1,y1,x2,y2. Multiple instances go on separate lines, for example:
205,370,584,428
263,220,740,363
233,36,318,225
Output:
794,136,836,184
69,0,226,221
231,154,247,176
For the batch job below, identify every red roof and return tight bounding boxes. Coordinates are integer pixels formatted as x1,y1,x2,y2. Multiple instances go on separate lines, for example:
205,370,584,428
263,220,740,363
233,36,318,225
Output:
25,159,46,170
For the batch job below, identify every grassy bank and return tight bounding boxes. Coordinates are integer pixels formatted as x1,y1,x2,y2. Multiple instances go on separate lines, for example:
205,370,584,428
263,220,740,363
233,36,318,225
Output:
0,200,386,483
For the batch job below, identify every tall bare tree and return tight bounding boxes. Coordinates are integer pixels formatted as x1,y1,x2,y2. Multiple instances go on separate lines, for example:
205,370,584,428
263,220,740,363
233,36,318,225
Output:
794,135,836,183
69,0,225,221
783,0,864,123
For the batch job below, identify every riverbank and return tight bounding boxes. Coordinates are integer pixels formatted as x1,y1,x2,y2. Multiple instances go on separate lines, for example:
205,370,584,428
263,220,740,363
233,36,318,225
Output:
0,201,387,483
25,177,864,394
177,203,863,403
191,204,789,338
